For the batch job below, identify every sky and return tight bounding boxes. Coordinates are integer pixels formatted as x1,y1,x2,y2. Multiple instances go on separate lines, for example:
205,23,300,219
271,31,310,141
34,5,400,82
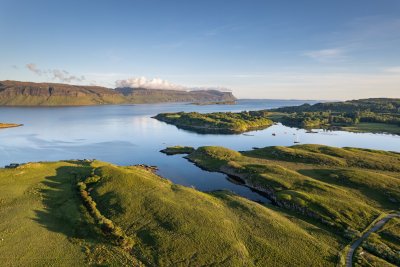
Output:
1,0,400,100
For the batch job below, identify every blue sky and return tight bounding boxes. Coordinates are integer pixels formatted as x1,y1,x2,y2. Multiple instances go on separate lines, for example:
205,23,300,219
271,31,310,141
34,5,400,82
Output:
1,0,400,99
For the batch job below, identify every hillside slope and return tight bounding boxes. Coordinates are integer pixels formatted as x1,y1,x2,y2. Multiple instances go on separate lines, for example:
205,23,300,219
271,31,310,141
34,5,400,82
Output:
187,145,400,233
0,80,236,106
116,87,236,103
0,160,337,266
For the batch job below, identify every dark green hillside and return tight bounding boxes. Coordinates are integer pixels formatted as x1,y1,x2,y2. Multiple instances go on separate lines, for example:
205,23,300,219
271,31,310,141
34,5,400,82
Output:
0,160,338,266
269,98,400,134
272,98,400,114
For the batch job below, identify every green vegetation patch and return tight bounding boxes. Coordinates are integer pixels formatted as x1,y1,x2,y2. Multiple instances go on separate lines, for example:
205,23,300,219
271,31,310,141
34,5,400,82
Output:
244,144,400,171
0,160,338,266
89,163,337,266
269,98,400,135
154,110,273,134
360,217,400,265
187,145,400,234
160,146,195,155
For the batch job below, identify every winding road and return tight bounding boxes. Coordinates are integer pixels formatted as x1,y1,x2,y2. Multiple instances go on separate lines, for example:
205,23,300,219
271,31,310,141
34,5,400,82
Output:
345,213,400,267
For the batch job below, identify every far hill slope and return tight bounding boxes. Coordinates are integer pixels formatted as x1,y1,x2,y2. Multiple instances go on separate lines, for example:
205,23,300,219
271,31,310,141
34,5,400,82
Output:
116,87,236,103
0,80,125,106
0,80,236,106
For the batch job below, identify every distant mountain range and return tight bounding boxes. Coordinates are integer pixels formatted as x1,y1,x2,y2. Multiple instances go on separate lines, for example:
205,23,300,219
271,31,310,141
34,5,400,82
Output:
0,80,236,106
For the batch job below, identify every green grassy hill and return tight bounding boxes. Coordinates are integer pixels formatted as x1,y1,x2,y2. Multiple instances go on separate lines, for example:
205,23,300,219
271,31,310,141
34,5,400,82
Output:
187,145,400,234
0,160,338,266
359,217,400,266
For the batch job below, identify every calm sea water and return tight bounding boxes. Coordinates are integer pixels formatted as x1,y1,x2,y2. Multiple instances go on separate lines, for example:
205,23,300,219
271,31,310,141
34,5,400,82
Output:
1,100,399,202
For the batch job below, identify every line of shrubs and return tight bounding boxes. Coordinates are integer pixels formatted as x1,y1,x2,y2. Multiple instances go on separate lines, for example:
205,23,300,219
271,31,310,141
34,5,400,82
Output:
77,175,134,251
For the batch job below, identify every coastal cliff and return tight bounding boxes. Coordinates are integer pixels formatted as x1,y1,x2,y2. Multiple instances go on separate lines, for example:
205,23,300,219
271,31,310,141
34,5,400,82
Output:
0,80,236,106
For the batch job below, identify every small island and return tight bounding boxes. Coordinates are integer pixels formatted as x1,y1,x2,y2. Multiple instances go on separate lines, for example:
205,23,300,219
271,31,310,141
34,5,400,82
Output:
153,110,273,134
0,123,22,129
160,146,195,155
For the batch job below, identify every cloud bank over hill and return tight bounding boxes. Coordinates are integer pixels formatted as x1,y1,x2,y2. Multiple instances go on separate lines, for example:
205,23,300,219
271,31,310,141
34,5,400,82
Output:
26,63,85,83
115,77,231,92
115,77,186,90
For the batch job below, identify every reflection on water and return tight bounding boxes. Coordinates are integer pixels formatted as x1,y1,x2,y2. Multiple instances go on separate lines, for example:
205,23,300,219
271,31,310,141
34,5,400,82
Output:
1,100,399,202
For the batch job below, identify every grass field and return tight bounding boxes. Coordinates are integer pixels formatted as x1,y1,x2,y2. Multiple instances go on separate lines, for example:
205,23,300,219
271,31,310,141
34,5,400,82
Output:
360,217,400,266
0,160,340,266
187,145,400,234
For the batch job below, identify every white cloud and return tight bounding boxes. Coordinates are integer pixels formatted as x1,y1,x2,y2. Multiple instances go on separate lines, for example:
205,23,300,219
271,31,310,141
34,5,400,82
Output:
26,63,85,83
26,63,44,75
116,77,187,90
51,69,85,83
303,48,345,62
115,77,231,92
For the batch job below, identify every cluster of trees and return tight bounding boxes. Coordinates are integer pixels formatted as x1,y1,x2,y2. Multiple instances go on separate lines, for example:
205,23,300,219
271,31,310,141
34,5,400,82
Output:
155,98,400,133
272,98,400,114
155,111,273,133
279,111,359,128
77,175,134,250
270,98,400,129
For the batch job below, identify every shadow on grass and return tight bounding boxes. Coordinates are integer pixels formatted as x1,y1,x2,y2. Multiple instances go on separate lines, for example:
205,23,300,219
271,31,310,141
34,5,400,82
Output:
32,164,100,240
298,169,400,210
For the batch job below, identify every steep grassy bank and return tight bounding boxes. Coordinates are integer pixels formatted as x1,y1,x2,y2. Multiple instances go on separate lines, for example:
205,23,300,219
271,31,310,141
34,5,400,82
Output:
0,160,338,266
